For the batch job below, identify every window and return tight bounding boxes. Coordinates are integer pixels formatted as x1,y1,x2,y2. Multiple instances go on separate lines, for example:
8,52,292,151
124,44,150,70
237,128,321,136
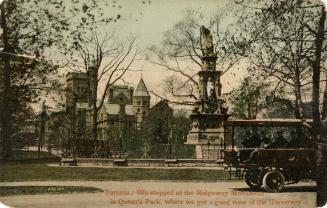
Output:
143,100,147,105
137,101,141,105
137,108,140,112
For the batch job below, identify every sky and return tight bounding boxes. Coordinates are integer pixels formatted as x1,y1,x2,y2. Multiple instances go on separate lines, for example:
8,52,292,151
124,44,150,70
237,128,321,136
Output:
92,0,243,102
26,0,324,113
47,0,246,110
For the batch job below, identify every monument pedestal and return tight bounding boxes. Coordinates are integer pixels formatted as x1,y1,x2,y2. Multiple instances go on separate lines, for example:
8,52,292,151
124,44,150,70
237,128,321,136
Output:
195,145,223,159
186,114,229,159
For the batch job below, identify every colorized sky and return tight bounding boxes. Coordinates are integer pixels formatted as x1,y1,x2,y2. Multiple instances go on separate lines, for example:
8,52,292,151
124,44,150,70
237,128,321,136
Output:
87,0,243,102
46,0,246,110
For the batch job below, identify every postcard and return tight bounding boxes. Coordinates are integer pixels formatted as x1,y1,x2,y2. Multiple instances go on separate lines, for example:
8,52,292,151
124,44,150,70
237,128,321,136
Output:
0,0,326,207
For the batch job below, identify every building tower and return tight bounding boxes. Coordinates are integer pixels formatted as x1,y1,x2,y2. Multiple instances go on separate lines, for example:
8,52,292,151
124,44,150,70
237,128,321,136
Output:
65,72,89,140
133,77,150,130
66,72,89,111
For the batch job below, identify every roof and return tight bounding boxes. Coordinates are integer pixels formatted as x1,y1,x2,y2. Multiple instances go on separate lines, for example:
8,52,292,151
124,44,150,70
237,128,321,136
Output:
133,78,150,97
225,119,313,127
150,100,173,115
103,103,134,115
110,85,132,89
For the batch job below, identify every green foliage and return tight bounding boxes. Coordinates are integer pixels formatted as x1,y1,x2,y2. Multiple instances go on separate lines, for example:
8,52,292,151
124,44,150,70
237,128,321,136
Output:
141,108,191,145
228,75,298,119
173,109,192,144
46,111,70,152
262,98,295,119
0,0,72,158
228,76,268,119
230,0,326,119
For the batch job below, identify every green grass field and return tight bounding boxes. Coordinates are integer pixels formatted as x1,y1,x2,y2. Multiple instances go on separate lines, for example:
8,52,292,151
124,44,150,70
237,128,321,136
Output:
0,150,60,163
0,162,230,182
0,150,235,182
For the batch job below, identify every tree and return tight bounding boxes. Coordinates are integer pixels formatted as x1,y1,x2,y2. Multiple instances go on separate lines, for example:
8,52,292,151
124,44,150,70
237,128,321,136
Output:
148,9,240,104
0,0,69,159
231,0,327,205
230,0,327,120
172,109,192,144
142,103,173,144
228,74,300,119
228,76,269,119
310,4,327,207
68,31,137,157
141,104,191,145
311,5,326,139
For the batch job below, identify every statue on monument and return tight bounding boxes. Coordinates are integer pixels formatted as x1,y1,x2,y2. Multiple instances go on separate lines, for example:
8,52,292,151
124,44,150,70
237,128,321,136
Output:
200,26,215,58
206,77,215,99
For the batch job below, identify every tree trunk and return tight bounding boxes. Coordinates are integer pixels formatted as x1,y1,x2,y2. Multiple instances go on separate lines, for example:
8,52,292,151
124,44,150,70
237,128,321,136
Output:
0,4,13,159
90,68,99,157
317,143,327,207
314,6,326,207
293,67,304,119
312,6,325,139
92,97,98,156
38,111,47,159
321,73,327,120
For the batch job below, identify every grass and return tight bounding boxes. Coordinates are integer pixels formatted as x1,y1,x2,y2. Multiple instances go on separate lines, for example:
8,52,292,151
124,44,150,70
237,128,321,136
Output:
0,186,103,196
0,150,234,182
0,150,60,164
0,163,230,182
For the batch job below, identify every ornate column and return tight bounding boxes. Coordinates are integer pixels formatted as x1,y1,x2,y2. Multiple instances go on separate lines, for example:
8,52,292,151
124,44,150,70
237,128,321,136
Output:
185,26,230,159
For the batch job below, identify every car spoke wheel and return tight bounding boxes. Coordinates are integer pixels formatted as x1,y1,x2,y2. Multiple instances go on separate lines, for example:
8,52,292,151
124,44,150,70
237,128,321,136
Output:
245,168,262,189
263,170,285,192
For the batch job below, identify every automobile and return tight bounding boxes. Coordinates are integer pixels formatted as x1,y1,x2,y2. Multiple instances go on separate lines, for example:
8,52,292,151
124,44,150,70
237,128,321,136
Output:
223,119,315,192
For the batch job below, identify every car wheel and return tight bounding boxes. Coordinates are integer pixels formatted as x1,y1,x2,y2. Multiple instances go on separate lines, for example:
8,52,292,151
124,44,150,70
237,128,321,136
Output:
245,168,262,190
263,170,285,192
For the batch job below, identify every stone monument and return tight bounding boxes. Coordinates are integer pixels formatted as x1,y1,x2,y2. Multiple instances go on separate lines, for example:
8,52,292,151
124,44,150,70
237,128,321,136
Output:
186,26,230,159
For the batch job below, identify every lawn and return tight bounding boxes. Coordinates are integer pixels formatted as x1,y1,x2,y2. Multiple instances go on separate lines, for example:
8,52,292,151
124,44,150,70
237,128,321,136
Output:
0,150,60,163
0,163,231,182
0,186,103,196
0,150,234,182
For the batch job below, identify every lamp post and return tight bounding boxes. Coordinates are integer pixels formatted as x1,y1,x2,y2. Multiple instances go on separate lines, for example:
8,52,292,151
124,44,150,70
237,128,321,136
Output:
165,120,175,159
37,102,47,159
